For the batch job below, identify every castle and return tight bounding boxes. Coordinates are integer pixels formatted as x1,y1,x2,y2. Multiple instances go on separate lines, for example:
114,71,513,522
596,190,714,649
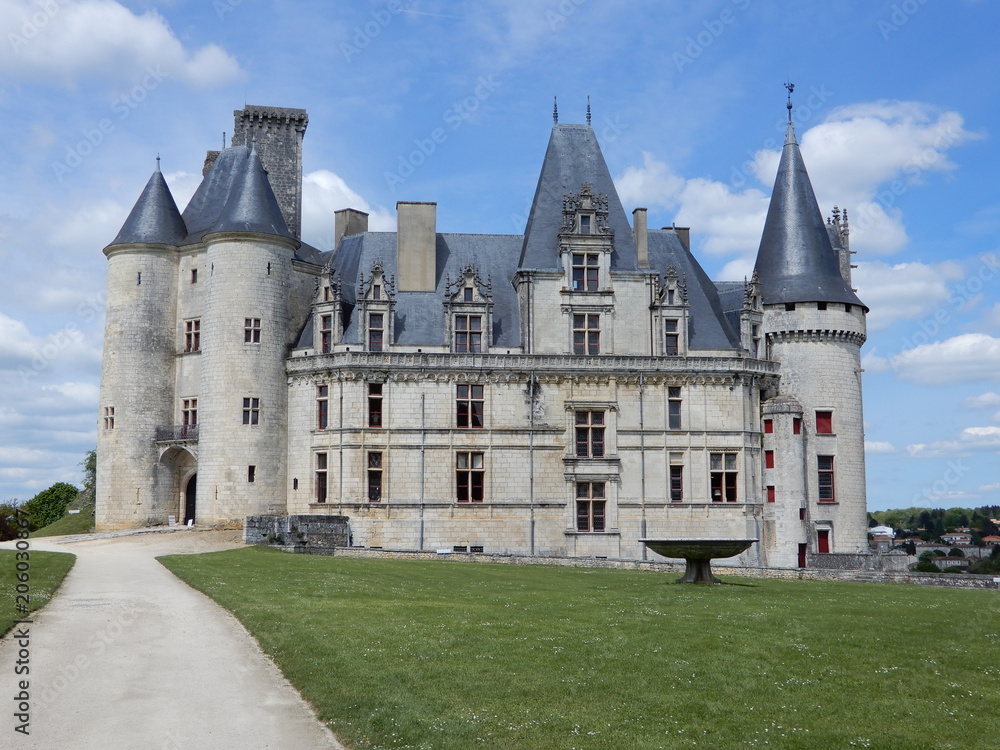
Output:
96,102,868,569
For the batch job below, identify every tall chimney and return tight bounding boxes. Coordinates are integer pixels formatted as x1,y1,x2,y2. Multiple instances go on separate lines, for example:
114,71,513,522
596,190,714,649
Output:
633,208,648,268
335,208,369,248
396,202,437,291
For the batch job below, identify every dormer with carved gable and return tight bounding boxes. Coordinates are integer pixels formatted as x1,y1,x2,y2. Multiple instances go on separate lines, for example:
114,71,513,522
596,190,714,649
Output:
357,260,395,352
313,266,343,354
444,264,493,353
740,271,764,358
652,266,690,357
559,184,615,294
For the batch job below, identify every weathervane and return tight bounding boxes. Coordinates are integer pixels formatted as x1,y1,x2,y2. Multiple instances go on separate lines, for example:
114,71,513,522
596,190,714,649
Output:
785,81,795,123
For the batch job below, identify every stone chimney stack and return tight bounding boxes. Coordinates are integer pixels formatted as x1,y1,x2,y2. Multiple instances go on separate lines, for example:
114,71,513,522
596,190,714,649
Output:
633,207,648,268
231,105,309,237
396,201,437,291
334,208,369,248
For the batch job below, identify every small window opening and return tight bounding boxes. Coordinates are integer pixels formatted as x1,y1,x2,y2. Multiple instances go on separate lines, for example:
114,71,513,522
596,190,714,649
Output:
247,465,256,483
191,268,198,284
137,271,142,285
817,301,827,310
784,302,795,311
293,478,298,490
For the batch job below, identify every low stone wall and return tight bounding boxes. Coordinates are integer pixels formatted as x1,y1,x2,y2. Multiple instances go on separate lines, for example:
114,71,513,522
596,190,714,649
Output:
807,551,912,572
326,547,1000,589
244,514,350,553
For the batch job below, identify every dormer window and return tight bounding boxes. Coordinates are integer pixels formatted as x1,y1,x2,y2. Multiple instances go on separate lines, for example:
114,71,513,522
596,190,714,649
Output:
454,314,482,353
464,286,473,302
373,284,381,300
445,264,493,355
579,215,591,234
572,253,599,291
368,313,384,351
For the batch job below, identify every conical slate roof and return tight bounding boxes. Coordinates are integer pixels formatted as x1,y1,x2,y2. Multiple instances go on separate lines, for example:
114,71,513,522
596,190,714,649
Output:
107,161,187,247
753,123,865,309
207,145,295,240
518,124,635,270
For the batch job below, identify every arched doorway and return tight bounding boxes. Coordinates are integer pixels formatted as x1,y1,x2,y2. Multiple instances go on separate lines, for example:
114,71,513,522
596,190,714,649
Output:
185,473,197,524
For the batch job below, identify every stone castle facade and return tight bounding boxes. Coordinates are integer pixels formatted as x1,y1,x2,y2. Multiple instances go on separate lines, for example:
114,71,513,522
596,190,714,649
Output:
96,104,869,569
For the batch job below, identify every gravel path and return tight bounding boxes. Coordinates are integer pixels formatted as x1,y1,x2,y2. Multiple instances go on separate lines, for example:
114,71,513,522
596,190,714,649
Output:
1,529,347,749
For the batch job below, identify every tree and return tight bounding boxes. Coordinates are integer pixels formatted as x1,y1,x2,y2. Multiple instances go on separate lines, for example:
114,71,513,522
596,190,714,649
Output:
903,540,916,556
21,482,79,530
913,560,940,573
0,502,21,542
918,550,937,563
82,449,96,493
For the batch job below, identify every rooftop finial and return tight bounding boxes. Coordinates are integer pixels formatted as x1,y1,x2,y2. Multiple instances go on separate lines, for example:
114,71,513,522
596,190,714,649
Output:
553,96,558,124
223,131,226,149
586,95,591,126
155,153,161,172
784,81,795,124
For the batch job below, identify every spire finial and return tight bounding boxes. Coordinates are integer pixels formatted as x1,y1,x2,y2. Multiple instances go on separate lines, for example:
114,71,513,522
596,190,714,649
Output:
784,81,795,124
155,153,161,172
553,96,558,124
223,131,226,149
586,95,591,126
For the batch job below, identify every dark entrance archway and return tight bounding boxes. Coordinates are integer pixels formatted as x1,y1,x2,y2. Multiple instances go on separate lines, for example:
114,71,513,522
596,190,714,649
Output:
185,473,197,524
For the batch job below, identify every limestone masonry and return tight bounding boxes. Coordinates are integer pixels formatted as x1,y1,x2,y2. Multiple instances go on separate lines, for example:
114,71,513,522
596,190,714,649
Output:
97,103,871,569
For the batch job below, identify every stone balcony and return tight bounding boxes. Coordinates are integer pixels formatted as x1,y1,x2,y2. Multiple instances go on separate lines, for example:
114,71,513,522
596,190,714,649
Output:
154,425,199,444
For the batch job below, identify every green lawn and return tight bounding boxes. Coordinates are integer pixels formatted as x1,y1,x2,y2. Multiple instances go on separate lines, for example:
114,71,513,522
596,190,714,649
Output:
31,510,95,538
1,549,75,636
159,547,1000,750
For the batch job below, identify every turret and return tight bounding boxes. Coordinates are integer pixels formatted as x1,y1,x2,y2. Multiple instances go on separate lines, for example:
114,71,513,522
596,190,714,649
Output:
97,161,185,529
754,108,869,567
196,144,299,522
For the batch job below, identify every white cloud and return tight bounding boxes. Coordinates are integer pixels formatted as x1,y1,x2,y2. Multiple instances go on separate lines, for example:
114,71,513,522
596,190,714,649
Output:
865,440,896,453
905,425,1000,458
865,440,896,454
890,333,1000,385
301,170,395,251
0,0,242,88
963,392,1000,409
853,260,965,331
613,100,978,274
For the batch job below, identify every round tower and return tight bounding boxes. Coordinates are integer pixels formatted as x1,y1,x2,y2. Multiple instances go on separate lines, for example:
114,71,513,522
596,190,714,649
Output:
754,118,869,566
195,145,298,523
96,163,184,529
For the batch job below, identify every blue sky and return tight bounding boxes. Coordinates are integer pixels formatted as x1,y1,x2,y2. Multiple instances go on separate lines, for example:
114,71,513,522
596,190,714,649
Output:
1,0,998,513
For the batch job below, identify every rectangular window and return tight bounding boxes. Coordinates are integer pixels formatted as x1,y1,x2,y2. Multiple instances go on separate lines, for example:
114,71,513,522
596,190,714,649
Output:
454,315,482,353
368,313,384,352
818,455,835,502
816,411,833,434
103,406,115,430
784,302,796,311
372,284,382,300
576,482,606,531
184,319,201,353
575,411,605,458
247,465,255,483
763,419,773,434
320,314,333,354
765,450,774,469
367,451,382,502
242,397,260,425
751,324,760,358
710,452,738,503
572,314,600,355
767,485,775,503
456,384,484,428
463,286,473,302
182,398,198,428
315,452,327,503
191,268,198,284
456,451,484,502
665,318,679,356
579,215,592,234
668,386,682,430
244,318,261,344
368,383,383,427
793,417,802,435
571,253,599,291
316,386,328,430
669,465,683,503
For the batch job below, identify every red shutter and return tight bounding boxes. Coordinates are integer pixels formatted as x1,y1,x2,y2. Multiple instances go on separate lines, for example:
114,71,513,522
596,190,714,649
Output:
766,486,775,503
816,411,833,434
764,419,773,434
765,450,774,469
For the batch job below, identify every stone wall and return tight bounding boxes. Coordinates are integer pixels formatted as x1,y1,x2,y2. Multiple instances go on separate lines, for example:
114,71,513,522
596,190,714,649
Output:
322,547,1000,589
245,514,350,552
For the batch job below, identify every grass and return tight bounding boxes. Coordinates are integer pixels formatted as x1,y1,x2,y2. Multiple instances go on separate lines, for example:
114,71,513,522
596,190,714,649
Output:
31,489,95,538
159,547,1000,750
0,549,75,636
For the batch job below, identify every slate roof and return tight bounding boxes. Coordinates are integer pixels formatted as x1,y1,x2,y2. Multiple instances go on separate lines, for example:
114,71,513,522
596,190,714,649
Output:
326,232,524,349
753,123,866,309
519,124,636,271
207,145,296,241
647,230,741,351
107,162,187,248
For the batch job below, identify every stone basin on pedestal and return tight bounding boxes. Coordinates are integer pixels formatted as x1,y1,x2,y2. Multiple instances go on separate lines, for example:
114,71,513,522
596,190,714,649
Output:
639,538,758,584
